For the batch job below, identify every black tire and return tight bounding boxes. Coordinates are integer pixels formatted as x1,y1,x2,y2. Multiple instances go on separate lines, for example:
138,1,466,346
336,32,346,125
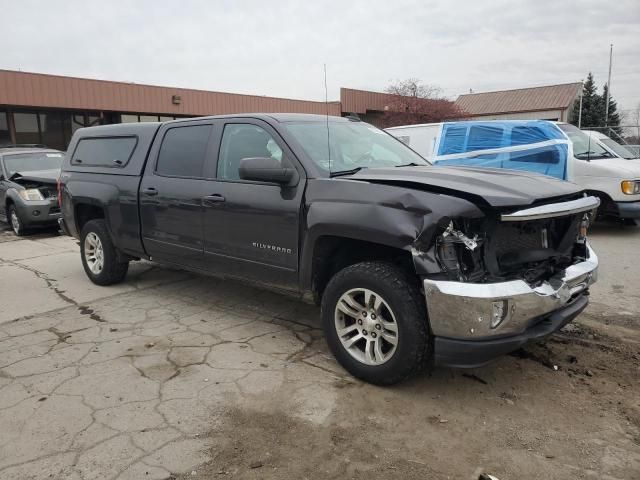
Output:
8,205,27,236
80,219,129,285
321,261,431,385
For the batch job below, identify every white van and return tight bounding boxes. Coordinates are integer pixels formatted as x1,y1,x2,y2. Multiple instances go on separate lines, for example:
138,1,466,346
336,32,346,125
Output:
386,120,640,223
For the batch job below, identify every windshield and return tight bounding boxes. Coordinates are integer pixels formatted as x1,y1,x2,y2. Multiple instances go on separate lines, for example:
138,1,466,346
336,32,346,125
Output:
557,124,614,160
601,138,638,159
2,152,64,178
283,120,430,175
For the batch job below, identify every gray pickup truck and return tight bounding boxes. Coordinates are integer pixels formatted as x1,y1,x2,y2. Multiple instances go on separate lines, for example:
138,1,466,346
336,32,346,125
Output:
58,114,599,385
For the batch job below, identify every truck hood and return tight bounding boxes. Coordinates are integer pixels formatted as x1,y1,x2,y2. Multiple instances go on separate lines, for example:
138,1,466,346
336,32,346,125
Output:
343,166,582,207
10,169,60,185
585,157,640,177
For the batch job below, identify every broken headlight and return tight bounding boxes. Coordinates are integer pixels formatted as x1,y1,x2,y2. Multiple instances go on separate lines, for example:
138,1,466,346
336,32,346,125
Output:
436,221,484,280
18,189,45,201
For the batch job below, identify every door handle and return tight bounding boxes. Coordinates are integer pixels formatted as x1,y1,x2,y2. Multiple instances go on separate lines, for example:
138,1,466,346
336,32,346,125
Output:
203,194,225,204
142,187,158,196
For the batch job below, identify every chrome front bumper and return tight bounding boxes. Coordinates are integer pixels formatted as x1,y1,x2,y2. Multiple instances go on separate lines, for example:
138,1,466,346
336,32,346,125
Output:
423,244,598,340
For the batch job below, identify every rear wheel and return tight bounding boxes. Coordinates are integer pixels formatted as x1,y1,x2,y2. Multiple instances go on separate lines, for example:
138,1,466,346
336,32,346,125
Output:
321,261,431,385
80,219,129,285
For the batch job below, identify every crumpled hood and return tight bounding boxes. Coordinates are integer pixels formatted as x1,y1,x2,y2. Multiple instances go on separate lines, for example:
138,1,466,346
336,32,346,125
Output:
11,169,60,185
342,166,583,207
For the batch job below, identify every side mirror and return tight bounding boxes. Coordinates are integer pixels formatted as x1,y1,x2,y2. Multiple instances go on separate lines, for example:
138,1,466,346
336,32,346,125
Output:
238,157,296,185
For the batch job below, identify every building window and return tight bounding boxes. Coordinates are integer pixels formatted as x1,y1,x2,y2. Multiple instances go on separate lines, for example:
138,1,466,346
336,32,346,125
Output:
120,114,139,123
13,112,41,145
119,114,181,123
0,111,10,145
39,111,67,151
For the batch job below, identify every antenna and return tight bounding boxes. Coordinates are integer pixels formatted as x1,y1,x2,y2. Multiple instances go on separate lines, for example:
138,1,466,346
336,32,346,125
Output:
324,63,331,174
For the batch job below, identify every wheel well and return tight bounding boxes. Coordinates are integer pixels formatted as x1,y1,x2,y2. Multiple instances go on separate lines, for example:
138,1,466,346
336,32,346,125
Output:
4,198,14,220
311,236,415,303
75,204,105,232
586,190,618,218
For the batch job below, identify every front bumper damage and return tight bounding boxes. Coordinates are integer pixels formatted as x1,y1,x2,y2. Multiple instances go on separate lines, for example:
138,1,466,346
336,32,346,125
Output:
15,199,61,226
424,243,598,368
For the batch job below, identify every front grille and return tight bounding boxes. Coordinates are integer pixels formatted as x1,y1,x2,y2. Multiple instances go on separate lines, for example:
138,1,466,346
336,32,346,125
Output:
490,214,581,278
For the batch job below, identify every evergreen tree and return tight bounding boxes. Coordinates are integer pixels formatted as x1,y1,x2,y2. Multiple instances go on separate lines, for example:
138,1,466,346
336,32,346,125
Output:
600,83,622,137
571,72,604,128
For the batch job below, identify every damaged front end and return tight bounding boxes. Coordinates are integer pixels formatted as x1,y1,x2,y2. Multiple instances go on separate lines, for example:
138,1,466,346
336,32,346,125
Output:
417,195,600,366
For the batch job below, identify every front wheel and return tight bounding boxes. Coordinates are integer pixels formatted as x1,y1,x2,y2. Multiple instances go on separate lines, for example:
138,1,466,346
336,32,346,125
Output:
8,205,27,236
80,219,129,285
321,261,431,385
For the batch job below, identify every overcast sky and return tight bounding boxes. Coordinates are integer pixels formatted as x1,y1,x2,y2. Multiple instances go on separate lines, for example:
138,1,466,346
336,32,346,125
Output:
3,0,639,115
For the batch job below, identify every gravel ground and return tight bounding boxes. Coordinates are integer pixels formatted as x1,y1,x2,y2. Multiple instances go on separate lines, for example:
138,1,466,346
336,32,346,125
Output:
0,222,638,480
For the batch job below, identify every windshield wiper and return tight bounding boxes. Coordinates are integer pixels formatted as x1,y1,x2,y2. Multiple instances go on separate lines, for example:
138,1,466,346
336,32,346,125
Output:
330,167,367,177
395,162,426,167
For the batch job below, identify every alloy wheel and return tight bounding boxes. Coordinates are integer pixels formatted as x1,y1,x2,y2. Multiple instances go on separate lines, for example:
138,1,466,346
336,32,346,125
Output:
334,288,399,365
84,232,105,274
10,210,21,234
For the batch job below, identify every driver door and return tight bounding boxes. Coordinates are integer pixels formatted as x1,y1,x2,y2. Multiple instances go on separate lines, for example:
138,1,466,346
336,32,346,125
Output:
201,120,305,290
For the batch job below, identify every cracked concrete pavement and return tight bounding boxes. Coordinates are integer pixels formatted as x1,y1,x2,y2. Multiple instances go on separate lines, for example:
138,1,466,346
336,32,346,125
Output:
1,223,639,480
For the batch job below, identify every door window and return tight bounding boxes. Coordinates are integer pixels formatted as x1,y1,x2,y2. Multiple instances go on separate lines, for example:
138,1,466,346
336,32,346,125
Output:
156,125,211,178
217,124,283,180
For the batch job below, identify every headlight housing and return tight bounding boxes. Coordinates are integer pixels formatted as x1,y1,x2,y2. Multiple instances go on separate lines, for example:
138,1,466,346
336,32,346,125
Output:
621,180,640,195
18,189,45,201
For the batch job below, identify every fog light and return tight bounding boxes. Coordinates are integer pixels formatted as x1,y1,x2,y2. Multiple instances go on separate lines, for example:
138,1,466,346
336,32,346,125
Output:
491,300,508,329
32,210,41,216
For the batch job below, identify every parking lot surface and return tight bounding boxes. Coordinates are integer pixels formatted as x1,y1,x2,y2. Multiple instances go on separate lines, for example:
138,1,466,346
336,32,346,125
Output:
1,224,639,480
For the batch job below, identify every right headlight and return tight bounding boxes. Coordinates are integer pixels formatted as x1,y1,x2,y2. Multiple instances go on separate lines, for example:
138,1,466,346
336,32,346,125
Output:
621,180,640,195
18,189,45,201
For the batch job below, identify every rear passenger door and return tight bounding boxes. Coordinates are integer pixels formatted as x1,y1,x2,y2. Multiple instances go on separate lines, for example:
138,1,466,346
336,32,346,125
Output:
201,120,305,289
140,120,215,268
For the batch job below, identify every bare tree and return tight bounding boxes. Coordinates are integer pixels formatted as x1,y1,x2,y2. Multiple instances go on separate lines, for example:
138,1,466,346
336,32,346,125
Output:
381,78,467,127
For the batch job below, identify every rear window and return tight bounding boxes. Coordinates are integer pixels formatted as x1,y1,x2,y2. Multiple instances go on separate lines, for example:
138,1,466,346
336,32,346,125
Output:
71,136,137,167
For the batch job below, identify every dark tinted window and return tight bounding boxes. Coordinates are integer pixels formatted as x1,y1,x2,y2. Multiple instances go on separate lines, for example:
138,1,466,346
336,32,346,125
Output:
72,136,137,167
156,125,210,177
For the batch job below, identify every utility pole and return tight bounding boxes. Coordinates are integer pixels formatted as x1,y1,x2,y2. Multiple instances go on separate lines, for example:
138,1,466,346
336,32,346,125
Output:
578,79,584,128
605,43,613,127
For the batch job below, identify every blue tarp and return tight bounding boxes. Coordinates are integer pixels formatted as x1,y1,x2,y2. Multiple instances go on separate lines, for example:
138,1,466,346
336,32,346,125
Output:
433,120,570,180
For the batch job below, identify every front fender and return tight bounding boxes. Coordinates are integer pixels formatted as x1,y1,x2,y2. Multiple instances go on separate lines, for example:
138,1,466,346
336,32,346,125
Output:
299,179,484,289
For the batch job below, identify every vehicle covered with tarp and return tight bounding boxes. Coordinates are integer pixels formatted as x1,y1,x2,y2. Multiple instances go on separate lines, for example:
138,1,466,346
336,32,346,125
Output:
431,120,571,180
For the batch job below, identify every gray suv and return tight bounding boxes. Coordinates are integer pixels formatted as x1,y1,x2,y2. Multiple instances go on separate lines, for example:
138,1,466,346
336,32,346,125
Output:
0,146,64,235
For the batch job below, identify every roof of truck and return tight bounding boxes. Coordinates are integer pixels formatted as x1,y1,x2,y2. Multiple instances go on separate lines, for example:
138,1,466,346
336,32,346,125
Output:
0,147,62,156
171,113,349,123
